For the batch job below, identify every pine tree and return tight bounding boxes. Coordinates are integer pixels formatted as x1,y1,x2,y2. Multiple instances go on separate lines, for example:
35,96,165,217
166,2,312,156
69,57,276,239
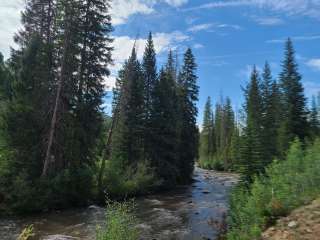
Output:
142,32,157,161
111,47,145,168
166,50,177,81
1,0,113,210
310,95,320,138
0,53,12,103
240,66,264,182
200,97,215,163
278,38,308,156
261,62,280,164
42,0,113,175
221,97,235,170
149,68,179,184
177,48,199,182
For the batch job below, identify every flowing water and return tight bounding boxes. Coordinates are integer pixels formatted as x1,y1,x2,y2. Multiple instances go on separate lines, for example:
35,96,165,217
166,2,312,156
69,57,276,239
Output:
0,168,238,240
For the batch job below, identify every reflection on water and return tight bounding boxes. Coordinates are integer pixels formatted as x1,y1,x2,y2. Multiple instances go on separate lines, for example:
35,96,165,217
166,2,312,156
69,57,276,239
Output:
0,168,238,240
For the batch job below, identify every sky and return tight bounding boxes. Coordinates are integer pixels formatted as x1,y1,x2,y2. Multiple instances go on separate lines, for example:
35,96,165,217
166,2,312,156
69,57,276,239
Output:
1,0,320,124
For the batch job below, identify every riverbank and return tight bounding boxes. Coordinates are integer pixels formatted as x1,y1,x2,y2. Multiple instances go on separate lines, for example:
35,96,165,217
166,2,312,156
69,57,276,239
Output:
0,168,238,240
262,198,320,240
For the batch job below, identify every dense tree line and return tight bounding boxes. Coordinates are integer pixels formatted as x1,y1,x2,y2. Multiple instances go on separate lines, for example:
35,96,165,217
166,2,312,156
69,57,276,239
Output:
199,96,238,171
199,39,320,182
108,35,199,189
0,0,199,213
0,0,113,213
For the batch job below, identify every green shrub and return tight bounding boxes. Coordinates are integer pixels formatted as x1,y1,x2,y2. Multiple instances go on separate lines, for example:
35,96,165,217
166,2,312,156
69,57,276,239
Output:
0,165,94,214
199,156,224,171
227,138,320,240
96,200,139,240
101,160,156,198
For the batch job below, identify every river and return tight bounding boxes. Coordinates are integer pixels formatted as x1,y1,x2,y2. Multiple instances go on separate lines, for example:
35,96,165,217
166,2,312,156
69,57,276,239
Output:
0,167,238,240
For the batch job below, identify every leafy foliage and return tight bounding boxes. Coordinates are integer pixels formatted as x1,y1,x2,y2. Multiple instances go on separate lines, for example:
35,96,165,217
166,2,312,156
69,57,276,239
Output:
96,200,139,240
227,139,320,240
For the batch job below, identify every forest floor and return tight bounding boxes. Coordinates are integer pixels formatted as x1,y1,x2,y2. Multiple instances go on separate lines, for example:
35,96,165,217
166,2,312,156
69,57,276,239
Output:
262,198,320,240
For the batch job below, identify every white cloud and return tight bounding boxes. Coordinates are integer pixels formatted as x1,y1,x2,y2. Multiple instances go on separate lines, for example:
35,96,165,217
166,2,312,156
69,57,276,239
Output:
186,0,320,19
306,58,320,71
0,1,24,58
104,31,190,89
188,23,242,32
253,16,285,26
164,0,188,7
111,0,189,25
267,35,320,43
194,43,204,49
217,24,242,30
110,0,154,25
188,23,213,32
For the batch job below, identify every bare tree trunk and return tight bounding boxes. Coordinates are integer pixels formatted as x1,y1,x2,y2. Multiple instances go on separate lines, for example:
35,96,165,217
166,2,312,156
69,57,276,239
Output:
42,15,71,177
42,79,62,177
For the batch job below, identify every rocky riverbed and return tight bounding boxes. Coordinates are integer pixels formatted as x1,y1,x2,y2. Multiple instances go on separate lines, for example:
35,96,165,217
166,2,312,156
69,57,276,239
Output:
0,167,238,240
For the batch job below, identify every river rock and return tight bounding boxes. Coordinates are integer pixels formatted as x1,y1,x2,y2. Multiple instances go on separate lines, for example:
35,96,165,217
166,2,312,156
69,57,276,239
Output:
288,221,298,228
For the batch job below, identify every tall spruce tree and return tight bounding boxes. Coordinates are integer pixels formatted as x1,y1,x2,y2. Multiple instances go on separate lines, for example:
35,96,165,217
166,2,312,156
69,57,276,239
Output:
111,47,145,168
240,66,264,182
261,62,280,164
200,97,215,163
221,97,235,170
142,33,157,161
177,48,199,182
278,38,308,156
149,67,179,184
1,0,113,211
42,0,113,175
0,53,12,103
310,95,320,138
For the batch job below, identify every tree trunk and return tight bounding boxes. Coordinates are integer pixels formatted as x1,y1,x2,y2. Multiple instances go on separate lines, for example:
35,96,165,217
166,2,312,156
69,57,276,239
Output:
42,12,71,177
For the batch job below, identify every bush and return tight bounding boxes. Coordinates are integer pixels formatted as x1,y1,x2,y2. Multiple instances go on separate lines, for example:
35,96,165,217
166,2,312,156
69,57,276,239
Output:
198,156,224,171
101,160,156,198
227,138,320,240
0,165,94,214
96,200,139,240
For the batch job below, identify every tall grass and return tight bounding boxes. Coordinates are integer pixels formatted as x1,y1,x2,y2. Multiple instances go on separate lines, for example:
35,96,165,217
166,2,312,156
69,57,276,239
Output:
227,138,320,240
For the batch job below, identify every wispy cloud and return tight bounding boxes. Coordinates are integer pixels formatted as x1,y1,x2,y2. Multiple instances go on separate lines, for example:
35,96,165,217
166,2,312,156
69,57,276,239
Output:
185,0,320,19
187,22,242,33
266,35,320,43
252,16,285,26
163,0,188,7
193,43,204,49
188,23,213,32
306,58,320,71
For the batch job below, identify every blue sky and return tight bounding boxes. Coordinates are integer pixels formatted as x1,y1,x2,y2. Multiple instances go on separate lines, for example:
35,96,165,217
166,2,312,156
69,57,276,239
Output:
1,0,320,124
